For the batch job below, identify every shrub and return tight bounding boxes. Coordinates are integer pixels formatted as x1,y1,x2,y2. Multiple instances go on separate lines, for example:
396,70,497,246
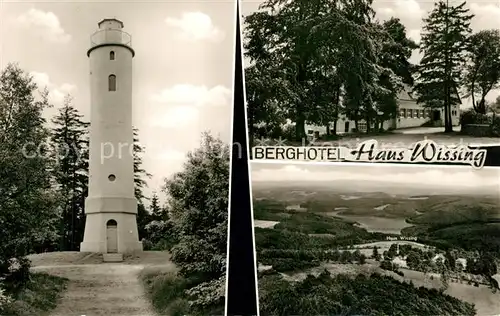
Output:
0,273,67,316
490,115,500,136
459,109,500,137
144,220,177,251
140,270,222,316
460,109,487,126
0,285,12,312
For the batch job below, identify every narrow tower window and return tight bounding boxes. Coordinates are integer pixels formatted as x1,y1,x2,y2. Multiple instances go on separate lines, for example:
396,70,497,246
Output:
110,51,115,60
108,75,116,91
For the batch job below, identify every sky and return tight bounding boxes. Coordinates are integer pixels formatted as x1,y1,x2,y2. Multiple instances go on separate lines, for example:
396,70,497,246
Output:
0,0,236,203
250,161,500,193
240,0,500,108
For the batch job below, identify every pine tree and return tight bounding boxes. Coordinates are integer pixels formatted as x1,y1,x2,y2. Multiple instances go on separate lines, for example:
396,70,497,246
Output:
132,127,152,239
414,0,473,132
51,95,89,251
150,192,162,221
133,127,151,203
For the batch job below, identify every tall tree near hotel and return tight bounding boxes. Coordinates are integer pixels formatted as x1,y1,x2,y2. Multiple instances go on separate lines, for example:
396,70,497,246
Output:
463,29,500,114
414,0,473,132
244,0,382,140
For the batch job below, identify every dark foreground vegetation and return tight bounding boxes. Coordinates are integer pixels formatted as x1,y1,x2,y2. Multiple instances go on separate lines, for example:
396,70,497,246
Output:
259,271,476,316
0,272,68,316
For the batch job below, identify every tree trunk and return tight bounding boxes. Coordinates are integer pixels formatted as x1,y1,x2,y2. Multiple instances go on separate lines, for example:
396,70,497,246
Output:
295,112,306,142
443,0,453,133
445,83,453,132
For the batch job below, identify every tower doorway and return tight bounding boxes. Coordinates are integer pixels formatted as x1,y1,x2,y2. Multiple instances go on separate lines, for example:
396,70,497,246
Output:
106,219,118,253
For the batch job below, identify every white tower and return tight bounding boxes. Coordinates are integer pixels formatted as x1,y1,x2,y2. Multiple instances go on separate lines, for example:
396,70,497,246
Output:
80,18,142,254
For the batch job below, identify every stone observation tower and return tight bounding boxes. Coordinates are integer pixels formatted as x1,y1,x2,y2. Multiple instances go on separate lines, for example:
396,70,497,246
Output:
80,18,142,256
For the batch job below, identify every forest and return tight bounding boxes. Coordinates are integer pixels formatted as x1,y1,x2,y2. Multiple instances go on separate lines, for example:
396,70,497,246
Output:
244,0,500,143
254,195,500,315
0,63,228,316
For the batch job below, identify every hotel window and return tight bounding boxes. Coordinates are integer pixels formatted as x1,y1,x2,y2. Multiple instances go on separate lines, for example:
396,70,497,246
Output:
358,122,367,132
420,109,424,118
400,109,406,118
110,51,115,60
108,75,116,91
408,109,413,118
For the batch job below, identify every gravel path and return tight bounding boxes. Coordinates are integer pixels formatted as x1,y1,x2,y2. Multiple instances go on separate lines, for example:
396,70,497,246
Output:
29,251,175,316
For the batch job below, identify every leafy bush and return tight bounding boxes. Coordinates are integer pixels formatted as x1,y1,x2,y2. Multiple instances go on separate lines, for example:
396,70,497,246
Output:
185,275,225,309
161,132,229,312
490,115,500,136
143,220,177,251
460,109,500,136
2,258,31,294
0,285,12,311
0,273,67,316
460,109,488,126
140,271,191,316
140,270,223,316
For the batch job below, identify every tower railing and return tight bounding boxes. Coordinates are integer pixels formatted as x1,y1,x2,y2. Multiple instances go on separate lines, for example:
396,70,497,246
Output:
90,29,132,47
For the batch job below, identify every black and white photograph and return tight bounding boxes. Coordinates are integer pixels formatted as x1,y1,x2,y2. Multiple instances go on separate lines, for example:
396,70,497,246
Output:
242,0,500,150
0,2,234,315
252,162,500,315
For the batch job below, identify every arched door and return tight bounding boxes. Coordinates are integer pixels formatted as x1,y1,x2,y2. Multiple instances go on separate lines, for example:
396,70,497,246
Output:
106,219,118,253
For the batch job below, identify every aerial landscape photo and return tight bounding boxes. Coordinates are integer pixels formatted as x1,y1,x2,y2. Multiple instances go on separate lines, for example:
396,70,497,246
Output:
251,162,500,316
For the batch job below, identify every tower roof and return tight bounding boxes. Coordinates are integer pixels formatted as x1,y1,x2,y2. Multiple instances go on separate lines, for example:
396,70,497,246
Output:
98,18,124,29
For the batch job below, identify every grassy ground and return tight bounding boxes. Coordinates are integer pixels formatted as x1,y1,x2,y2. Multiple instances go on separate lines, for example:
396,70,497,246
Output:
139,269,191,316
139,268,224,316
1,272,68,316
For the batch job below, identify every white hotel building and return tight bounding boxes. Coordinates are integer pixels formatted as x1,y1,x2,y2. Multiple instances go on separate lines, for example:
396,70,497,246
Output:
305,85,461,136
